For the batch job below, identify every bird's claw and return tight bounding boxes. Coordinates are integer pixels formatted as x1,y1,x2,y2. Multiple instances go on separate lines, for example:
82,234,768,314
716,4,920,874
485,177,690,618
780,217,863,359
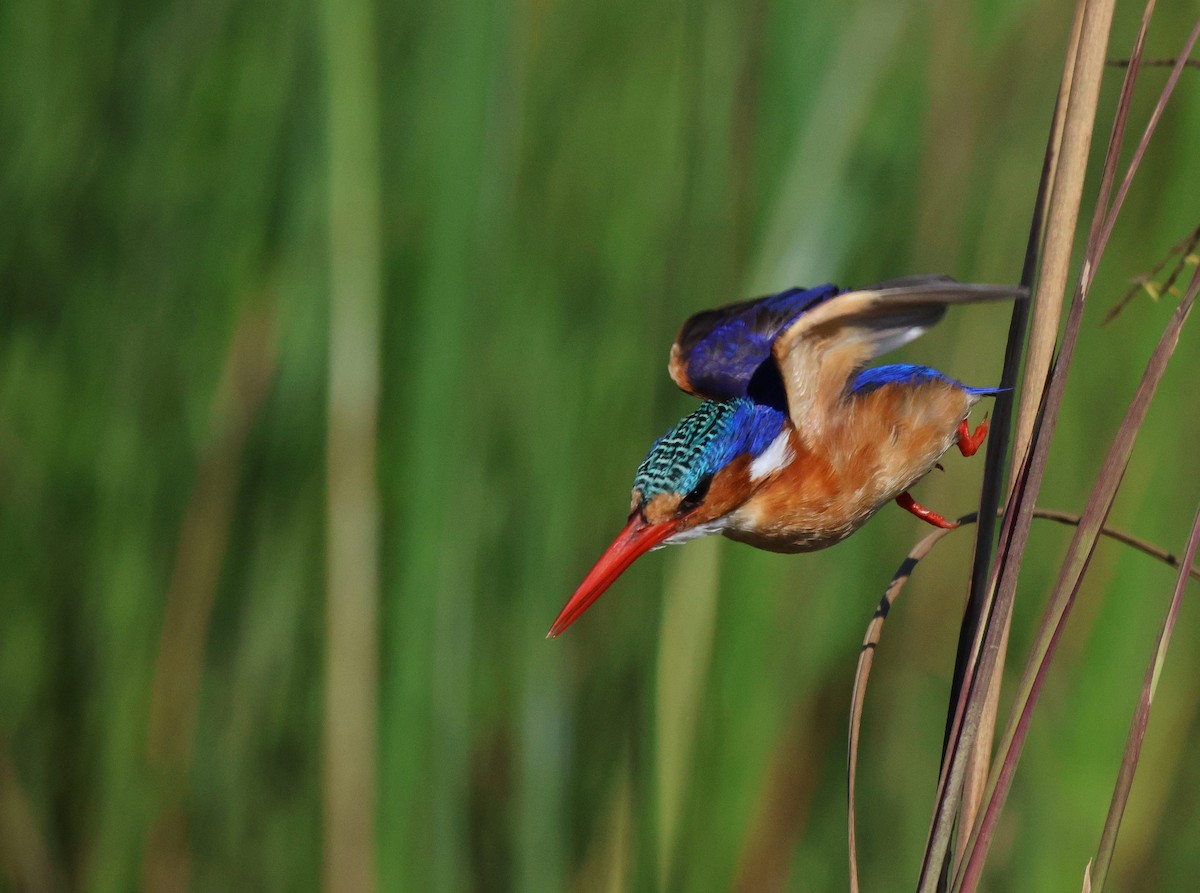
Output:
895,491,958,529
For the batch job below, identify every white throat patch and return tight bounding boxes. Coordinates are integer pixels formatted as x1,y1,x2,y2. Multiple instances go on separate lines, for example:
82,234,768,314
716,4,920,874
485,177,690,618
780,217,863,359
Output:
749,429,795,481
662,516,729,548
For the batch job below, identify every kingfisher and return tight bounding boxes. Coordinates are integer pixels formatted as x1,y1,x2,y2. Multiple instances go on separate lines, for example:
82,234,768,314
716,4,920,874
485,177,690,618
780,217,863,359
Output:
547,275,1027,637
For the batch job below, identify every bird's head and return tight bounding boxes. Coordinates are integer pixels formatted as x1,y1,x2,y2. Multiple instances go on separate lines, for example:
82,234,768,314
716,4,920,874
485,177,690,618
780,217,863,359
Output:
548,398,790,636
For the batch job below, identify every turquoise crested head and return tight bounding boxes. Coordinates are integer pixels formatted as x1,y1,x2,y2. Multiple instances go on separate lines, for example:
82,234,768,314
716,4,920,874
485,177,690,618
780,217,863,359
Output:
632,398,788,505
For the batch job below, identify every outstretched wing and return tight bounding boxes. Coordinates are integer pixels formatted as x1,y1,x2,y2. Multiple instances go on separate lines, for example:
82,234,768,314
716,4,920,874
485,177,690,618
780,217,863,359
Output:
770,275,1027,435
668,284,839,401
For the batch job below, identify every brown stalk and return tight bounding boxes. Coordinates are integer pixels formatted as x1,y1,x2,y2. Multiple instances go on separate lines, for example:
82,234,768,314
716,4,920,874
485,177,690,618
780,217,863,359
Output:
951,0,1085,861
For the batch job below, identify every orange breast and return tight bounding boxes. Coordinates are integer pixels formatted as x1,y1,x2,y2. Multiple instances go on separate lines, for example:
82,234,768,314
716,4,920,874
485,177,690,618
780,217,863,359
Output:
727,379,976,553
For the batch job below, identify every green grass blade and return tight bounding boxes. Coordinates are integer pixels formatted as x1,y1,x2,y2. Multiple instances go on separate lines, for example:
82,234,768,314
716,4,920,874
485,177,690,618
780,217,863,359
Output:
320,0,384,882
656,537,720,889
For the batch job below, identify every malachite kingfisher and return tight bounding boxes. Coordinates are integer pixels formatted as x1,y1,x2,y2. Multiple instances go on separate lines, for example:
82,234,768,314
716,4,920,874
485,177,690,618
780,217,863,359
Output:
548,275,1027,637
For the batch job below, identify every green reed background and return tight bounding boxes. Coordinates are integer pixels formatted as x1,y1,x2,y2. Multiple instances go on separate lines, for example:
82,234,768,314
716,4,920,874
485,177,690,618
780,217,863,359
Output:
3,0,1200,890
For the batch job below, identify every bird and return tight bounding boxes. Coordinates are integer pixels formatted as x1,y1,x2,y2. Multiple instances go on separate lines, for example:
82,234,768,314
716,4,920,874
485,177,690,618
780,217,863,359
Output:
547,274,1027,638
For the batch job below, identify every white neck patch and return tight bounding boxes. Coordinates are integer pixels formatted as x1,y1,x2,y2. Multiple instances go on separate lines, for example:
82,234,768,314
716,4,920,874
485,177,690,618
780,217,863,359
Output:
662,516,729,548
749,429,795,481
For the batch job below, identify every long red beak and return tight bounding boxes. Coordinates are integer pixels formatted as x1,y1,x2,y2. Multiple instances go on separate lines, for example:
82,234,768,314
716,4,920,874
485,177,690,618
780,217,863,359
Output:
547,513,676,637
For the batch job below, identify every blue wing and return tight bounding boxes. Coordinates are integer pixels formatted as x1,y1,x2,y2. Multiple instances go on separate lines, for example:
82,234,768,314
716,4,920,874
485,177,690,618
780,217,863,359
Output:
668,284,839,402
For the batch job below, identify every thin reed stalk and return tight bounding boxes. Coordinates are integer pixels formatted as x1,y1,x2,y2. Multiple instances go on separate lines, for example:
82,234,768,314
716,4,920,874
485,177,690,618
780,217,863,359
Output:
951,2,1087,861
1012,0,1115,467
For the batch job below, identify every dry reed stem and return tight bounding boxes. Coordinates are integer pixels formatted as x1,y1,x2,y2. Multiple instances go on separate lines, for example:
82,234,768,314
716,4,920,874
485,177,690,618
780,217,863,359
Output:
849,524,954,893
951,8,1200,864
954,2,1085,861
952,1,1088,859
1013,0,1114,470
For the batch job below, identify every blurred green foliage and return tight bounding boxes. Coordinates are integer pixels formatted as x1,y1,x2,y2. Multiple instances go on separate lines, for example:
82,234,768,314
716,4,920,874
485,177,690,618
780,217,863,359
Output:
3,0,1200,890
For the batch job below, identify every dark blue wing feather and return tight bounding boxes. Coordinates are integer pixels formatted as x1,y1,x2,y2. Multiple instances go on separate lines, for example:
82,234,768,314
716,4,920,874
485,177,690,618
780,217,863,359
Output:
669,284,839,401
851,363,1004,396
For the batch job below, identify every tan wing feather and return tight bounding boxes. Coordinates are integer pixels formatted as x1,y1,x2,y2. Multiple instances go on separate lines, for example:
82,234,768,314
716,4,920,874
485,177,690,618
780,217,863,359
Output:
770,277,1027,436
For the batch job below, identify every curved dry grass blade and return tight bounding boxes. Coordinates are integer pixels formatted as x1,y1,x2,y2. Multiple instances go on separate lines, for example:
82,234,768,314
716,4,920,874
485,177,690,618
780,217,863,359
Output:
1089,502,1200,892
954,265,1200,893
849,522,960,893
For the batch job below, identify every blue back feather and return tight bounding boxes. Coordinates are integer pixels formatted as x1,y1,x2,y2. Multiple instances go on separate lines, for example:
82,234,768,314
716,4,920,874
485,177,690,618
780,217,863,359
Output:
633,399,787,499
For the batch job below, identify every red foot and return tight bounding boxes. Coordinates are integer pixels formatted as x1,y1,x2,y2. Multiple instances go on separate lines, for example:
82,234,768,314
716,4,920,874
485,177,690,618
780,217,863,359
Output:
896,491,958,529
957,415,988,458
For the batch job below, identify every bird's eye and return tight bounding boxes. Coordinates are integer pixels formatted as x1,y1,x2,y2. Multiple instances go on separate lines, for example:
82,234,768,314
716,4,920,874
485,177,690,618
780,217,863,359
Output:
678,474,713,514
